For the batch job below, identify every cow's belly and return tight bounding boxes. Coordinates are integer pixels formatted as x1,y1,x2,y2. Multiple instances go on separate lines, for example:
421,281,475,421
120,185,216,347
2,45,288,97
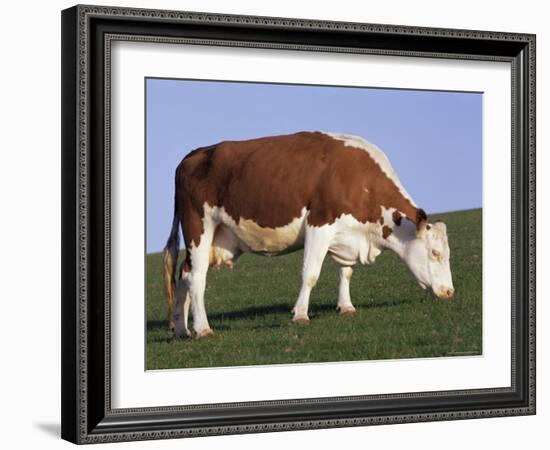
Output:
229,216,306,255
208,205,307,256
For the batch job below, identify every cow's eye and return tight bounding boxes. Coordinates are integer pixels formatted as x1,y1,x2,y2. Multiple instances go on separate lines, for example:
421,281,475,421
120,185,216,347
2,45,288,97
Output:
432,250,441,258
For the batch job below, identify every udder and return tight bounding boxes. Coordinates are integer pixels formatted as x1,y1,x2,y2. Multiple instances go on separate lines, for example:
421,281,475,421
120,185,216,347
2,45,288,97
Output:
209,224,242,269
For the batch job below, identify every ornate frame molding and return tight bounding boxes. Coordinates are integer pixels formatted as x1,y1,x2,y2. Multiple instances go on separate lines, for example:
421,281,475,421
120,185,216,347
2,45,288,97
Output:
61,5,536,444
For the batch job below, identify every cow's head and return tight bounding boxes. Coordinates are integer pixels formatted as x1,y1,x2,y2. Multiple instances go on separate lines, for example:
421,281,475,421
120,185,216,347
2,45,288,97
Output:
404,220,454,299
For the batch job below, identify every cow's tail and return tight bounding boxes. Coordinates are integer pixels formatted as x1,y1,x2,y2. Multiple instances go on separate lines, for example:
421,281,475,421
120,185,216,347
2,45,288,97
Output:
162,199,180,332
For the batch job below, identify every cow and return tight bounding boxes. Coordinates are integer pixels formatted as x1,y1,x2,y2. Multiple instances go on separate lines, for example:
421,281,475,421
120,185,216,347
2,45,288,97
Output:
162,131,454,339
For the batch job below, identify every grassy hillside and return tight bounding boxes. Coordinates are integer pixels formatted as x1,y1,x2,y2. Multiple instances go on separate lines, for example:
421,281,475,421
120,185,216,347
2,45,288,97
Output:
146,208,482,369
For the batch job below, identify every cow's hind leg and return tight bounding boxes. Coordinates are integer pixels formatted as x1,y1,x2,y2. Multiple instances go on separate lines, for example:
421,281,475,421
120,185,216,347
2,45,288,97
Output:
172,263,192,339
292,225,334,323
336,266,356,315
187,219,217,338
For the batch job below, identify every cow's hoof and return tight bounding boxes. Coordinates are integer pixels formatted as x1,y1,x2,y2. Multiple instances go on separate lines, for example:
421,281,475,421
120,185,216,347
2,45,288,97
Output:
196,328,214,338
173,329,192,340
292,315,310,325
337,305,357,316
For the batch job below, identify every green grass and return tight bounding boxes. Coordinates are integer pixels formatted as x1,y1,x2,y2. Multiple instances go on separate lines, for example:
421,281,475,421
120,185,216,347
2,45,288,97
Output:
146,208,482,369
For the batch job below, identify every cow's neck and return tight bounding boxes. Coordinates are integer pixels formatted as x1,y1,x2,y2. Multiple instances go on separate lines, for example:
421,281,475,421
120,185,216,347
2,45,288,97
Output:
379,219,417,258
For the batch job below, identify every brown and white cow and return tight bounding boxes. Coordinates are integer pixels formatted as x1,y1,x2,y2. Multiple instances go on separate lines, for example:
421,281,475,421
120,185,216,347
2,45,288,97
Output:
163,131,454,338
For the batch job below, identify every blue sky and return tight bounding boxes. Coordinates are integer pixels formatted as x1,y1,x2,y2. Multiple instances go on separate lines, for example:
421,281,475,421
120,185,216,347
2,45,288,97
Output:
146,78,482,253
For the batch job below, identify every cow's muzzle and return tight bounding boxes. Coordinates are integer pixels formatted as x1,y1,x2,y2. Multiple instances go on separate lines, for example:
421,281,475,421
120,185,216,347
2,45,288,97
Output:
435,288,455,300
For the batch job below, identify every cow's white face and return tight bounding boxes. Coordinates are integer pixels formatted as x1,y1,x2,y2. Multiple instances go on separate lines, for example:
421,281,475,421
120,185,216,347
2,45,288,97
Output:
404,221,454,299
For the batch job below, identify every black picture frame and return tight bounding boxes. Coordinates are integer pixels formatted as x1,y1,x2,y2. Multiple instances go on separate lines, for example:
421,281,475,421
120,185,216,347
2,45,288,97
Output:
61,4,536,444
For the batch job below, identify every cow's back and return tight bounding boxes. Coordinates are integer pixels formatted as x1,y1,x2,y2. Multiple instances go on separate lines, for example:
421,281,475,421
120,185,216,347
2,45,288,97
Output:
176,131,418,232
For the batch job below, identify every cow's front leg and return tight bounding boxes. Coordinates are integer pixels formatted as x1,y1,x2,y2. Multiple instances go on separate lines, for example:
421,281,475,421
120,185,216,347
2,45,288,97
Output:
292,226,333,323
336,266,356,315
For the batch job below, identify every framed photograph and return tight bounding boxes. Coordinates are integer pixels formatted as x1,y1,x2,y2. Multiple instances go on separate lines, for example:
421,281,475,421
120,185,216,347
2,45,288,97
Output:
61,4,536,444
